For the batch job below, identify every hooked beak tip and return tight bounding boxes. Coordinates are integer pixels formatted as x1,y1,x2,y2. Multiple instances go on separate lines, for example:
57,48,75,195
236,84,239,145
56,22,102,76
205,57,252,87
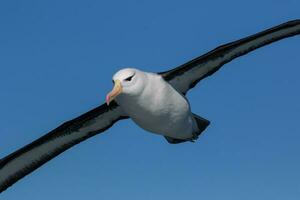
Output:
106,95,110,106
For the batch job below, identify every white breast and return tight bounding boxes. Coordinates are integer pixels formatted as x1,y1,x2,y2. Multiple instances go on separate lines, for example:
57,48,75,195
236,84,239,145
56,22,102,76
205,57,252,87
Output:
116,72,195,139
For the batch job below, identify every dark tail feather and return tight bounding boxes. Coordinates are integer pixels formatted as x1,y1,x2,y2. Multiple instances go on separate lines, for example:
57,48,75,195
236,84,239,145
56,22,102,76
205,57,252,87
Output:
192,113,210,137
164,113,210,144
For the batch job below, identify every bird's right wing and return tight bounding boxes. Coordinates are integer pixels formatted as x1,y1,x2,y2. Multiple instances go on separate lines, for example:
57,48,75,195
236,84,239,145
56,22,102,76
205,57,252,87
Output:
0,101,128,193
160,20,300,95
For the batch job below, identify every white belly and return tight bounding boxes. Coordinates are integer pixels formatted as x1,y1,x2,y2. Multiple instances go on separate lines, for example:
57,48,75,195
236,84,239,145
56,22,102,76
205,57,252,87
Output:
116,74,195,139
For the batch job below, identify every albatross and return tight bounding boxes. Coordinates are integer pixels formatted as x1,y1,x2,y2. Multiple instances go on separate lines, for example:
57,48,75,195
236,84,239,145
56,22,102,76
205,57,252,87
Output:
0,20,300,192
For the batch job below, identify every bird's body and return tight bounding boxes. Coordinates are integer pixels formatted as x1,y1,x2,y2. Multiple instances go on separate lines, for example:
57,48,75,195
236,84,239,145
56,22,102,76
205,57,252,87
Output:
114,69,197,140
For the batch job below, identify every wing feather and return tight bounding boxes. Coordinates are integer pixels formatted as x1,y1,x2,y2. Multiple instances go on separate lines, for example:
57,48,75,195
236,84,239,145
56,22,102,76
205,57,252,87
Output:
0,101,128,193
161,20,300,94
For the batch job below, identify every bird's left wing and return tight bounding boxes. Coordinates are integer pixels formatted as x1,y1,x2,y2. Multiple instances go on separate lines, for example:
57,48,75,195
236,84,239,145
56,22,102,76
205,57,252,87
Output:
0,101,128,193
160,20,300,94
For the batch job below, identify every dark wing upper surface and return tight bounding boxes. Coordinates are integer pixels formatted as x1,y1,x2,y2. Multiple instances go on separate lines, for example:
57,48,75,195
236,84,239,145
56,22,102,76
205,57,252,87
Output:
0,101,128,193
160,20,300,95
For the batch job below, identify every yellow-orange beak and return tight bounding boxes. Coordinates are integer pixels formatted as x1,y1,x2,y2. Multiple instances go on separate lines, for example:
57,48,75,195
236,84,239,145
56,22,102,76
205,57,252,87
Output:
106,80,122,105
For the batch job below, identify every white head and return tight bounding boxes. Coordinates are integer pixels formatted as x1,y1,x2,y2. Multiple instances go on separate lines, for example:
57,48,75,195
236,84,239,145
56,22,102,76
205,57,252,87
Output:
106,68,147,105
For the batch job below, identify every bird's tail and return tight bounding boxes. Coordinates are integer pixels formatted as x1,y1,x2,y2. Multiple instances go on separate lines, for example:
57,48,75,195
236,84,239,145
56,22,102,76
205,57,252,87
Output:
192,113,210,138
164,113,210,144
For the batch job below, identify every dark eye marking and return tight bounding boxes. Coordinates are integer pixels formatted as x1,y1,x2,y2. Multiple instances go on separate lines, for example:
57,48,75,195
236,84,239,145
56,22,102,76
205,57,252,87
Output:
125,74,135,81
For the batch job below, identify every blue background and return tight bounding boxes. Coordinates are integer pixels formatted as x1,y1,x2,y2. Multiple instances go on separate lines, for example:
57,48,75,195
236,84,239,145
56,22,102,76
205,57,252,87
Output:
0,1,299,199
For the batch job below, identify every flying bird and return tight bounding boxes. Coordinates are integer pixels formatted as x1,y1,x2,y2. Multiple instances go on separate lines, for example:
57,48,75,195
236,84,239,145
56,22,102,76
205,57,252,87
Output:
0,20,299,193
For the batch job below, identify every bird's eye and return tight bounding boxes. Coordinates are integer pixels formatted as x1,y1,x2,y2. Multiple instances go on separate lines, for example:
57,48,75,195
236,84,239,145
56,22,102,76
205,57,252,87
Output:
125,75,134,81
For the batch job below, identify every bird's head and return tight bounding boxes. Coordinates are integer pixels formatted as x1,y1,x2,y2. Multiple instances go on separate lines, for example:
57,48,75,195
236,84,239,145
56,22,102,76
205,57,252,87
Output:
106,68,146,105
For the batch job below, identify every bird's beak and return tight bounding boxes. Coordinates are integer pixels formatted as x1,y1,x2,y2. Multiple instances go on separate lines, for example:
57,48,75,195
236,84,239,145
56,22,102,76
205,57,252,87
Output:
106,80,122,105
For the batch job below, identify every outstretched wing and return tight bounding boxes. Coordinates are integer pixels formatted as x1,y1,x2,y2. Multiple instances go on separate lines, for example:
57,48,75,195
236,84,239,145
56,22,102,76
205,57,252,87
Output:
0,101,128,193
160,20,300,95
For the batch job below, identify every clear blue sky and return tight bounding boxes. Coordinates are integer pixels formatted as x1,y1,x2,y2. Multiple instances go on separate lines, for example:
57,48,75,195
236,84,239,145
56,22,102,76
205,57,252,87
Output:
0,0,299,199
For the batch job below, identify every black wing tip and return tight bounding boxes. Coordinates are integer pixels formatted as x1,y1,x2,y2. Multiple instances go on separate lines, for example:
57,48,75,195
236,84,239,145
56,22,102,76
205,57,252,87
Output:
284,19,300,25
